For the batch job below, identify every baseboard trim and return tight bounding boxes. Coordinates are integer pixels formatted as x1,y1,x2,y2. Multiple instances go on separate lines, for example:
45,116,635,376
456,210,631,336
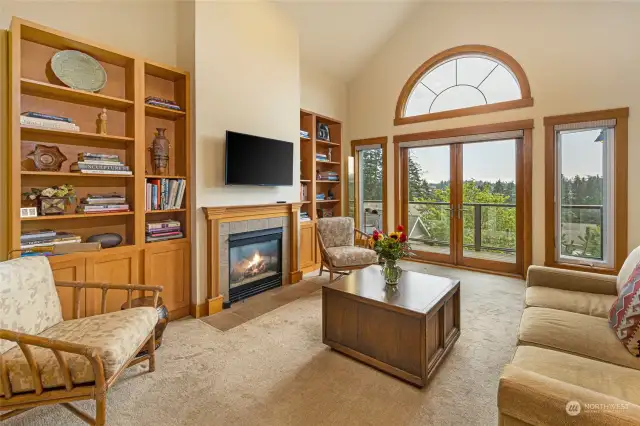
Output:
168,305,190,321
290,270,303,284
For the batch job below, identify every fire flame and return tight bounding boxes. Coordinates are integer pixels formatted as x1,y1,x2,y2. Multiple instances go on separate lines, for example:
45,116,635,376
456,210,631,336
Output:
248,252,262,269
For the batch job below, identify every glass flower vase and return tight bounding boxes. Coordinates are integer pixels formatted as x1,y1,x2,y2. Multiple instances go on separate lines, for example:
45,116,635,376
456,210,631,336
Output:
382,259,402,286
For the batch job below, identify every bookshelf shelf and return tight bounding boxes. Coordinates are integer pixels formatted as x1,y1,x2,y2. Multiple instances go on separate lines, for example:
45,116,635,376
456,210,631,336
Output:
145,174,187,179
316,140,340,147
21,171,134,178
316,199,340,203
9,18,192,320
301,201,312,204
146,209,186,214
145,104,186,120
21,78,134,111
300,179,311,183
317,180,340,183
21,127,135,146
317,160,341,165
21,211,134,221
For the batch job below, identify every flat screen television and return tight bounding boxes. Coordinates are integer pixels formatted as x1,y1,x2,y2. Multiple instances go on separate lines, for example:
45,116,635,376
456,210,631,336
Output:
225,131,294,186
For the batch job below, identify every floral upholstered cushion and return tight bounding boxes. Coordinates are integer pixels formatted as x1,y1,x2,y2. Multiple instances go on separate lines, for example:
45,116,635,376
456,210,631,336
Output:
317,217,355,248
0,307,157,396
0,257,63,355
326,246,378,268
610,261,640,358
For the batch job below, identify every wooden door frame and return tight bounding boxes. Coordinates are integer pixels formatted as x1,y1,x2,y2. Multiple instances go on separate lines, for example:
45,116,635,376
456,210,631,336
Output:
393,120,533,277
350,137,389,233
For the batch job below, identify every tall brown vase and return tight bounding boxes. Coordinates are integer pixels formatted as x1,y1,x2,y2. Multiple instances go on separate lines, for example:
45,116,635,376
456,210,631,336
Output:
150,128,170,175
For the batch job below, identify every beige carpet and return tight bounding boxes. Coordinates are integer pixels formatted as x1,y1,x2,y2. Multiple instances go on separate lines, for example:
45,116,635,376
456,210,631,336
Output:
6,262,524,426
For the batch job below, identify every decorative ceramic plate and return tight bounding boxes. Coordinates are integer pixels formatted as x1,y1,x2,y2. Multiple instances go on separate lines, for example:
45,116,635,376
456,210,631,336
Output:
51,50,107,92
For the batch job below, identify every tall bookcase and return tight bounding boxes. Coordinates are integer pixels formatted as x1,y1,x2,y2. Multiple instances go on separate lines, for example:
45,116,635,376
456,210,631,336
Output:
299,109,342,272
7,18,192,320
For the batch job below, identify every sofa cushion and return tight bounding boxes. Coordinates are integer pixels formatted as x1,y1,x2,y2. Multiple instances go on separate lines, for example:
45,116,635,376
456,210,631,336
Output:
0,307,157,396
609,262,640,357
325,246,378,268
618,246,640,294
518,307,640,371
317,217,354,248
511,346,640,405
525,286,616,318
0,257,63,355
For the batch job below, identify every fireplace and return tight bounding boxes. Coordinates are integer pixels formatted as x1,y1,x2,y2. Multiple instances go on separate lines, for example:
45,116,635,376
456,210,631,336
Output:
227,227,283,304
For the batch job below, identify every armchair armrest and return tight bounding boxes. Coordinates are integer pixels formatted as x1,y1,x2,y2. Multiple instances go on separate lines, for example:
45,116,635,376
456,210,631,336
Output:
0,329,105,397
499,365,640,425
55,281,163,318
354,228,370,248
526,265,617,295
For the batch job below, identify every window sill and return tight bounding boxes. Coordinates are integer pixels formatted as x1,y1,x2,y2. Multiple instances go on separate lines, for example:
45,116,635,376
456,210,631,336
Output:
394,97,534,126
543,260,618,276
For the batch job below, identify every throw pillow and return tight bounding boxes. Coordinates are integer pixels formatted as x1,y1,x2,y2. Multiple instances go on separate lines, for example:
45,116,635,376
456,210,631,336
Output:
610,261,640,357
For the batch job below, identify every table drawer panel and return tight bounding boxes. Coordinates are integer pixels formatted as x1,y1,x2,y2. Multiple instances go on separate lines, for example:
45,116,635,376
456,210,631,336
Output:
324,290,358,348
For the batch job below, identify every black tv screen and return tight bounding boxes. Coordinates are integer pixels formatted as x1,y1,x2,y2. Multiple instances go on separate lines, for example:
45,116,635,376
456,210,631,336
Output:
225,131,294,186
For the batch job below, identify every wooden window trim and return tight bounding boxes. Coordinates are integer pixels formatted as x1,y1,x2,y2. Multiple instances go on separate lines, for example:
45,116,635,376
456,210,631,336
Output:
394,45,533,126
350,137,389,233
393,120,533,277
544,107,629,275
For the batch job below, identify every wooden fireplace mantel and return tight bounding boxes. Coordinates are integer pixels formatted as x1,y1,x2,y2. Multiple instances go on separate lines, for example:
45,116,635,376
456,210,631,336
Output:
202,202,304,316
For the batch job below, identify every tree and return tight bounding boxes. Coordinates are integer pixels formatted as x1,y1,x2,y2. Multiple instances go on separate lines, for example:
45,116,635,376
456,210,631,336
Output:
360,149,383,202
408,152,430,200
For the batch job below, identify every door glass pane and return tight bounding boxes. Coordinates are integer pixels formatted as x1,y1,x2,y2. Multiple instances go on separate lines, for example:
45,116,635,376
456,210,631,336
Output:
557,128,610,265
407,145,451,255
462,140,516,263
358,148,383,233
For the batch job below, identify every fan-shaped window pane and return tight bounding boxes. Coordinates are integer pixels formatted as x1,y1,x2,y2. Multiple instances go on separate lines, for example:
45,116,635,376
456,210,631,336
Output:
479,66,521,104
405,83,436,117
431,86,486,113
403,54,522,117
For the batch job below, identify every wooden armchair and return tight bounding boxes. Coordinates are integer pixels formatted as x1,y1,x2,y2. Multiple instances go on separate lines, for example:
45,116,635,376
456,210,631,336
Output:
0,257,162,425
316,217,379,281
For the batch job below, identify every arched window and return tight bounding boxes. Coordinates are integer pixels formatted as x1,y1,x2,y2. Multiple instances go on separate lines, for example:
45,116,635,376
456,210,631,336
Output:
395,45,533,125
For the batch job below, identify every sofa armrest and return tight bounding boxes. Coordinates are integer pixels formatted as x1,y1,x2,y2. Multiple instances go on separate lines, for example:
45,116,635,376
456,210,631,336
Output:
0,329,105,397
526,265,617,295
499,365,640,425
56,281,163,318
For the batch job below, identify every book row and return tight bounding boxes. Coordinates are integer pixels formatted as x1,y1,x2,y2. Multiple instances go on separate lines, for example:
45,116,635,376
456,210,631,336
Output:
146,179,186,211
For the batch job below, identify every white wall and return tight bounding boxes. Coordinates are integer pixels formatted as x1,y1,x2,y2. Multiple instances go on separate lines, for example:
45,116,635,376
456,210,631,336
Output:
193,1,300,304
349,2,640,265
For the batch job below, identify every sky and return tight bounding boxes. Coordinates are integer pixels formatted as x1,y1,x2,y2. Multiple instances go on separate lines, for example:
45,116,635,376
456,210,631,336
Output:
411,130,604,183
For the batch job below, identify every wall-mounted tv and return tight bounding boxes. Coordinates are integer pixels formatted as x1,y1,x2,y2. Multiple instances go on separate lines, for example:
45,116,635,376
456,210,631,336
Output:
225,131,294,186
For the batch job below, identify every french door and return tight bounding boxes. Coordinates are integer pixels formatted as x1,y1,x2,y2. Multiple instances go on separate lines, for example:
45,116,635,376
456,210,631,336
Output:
401,137,526,275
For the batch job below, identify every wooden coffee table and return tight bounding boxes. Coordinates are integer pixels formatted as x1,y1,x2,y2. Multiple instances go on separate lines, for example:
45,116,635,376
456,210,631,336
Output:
322,265,460,387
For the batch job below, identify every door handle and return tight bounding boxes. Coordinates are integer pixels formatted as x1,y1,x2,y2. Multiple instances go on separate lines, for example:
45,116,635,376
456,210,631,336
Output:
457,204,462,219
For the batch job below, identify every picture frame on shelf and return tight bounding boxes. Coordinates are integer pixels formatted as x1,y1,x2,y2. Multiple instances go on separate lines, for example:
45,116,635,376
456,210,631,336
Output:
20,207,38,218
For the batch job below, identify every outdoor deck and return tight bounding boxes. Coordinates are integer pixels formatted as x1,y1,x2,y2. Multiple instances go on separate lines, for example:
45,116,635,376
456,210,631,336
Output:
411,242,516,263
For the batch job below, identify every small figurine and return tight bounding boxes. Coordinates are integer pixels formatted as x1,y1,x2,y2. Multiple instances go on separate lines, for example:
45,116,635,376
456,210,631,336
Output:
316,169,321,180
327,189,334,200
327,148,332,162
98,108,108,135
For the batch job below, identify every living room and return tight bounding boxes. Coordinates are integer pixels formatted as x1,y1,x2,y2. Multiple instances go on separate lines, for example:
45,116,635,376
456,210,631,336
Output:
1,1,640,425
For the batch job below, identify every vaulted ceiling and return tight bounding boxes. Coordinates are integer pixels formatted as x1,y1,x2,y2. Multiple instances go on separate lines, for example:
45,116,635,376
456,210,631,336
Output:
275,1,425,82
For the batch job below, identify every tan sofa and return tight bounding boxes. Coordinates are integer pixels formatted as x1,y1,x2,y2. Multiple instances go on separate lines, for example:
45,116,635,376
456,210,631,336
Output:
498,252,640,425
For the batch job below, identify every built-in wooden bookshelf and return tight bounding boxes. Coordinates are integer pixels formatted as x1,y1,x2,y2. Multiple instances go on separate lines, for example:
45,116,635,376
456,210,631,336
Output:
8,18,191,320
299,109,343,272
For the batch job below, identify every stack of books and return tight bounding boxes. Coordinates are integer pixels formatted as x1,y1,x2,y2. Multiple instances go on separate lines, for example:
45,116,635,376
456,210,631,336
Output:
300,183,308,201
20,230,81,252
300,212,311,222
300,130,310,139
145,96,182,111
316,153,328,162
20,112,79,132
146,178,186,211
316,193,326,201
146,220,183,242
319,171,339,181
70,153,132,175
76,193,129,214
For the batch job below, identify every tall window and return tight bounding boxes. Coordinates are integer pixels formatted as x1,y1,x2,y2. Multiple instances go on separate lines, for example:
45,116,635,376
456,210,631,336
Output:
350,138,388,234
395,45,533,125
545,109,628,273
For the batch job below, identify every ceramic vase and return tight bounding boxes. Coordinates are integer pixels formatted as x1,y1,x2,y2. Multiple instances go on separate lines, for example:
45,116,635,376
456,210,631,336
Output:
151,128,170,175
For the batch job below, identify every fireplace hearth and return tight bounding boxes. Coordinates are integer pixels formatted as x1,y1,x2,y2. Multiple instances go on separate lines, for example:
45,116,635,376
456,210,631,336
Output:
227,227,283,305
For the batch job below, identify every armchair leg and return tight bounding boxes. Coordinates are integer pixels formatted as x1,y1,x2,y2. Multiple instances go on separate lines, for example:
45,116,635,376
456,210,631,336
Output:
147,332,156,373
330,271,334,281
319,266,323,276
95,394,106,426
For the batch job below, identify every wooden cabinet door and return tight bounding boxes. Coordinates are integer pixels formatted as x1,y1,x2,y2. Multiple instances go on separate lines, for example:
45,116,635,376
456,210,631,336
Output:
144,241,190,315
49,256,86,320
85,248,141,315
300,223,315,269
